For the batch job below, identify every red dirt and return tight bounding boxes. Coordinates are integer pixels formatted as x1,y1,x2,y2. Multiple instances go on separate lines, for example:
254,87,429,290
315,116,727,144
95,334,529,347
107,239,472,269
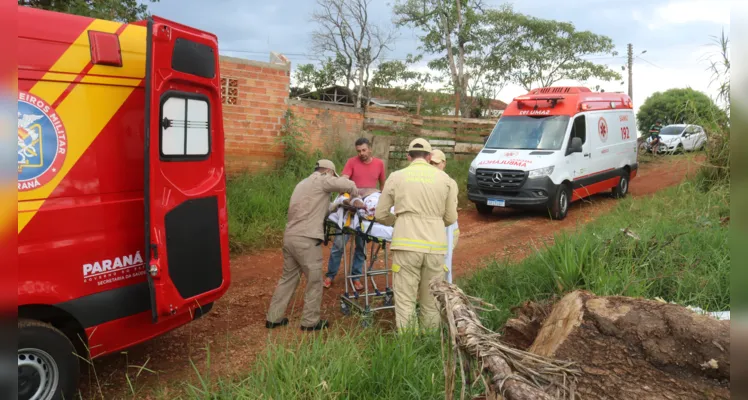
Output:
78,155,703,399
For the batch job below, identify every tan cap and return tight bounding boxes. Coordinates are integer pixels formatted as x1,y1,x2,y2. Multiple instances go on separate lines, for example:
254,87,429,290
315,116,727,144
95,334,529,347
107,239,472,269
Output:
430,149,446,164
407,138,432,152
315,159,339,177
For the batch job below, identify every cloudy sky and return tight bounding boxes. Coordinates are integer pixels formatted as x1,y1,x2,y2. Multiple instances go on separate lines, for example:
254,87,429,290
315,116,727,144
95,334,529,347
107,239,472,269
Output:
143,0,730,116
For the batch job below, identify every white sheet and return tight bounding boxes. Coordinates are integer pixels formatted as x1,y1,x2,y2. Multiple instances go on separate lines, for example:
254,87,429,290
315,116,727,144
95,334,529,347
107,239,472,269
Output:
327,192,394,241
360,220,393,241
445,221,458,283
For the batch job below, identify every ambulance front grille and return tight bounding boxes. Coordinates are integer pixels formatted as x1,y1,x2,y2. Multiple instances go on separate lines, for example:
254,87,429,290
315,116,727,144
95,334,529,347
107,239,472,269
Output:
476,169,527,190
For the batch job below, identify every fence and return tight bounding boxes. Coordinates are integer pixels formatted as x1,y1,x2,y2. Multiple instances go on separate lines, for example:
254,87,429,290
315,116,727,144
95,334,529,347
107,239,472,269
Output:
217,54,500,174
362,107,497,165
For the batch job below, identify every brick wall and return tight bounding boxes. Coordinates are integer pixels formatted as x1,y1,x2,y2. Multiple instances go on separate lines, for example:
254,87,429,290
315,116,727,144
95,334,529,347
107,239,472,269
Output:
219,55,369,175
288,99,364,156
219,55,291,173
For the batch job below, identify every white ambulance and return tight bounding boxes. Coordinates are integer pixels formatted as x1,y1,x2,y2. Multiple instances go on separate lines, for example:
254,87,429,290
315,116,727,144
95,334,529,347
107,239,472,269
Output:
467,87,639,220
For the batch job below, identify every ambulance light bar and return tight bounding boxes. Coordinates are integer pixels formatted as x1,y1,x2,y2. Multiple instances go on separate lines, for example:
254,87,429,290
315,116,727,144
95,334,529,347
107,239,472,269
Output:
514,95,565,102
514,95,565,110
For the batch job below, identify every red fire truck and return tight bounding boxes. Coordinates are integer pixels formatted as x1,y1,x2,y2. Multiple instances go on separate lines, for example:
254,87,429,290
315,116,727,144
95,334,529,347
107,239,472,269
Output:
17,6,231,399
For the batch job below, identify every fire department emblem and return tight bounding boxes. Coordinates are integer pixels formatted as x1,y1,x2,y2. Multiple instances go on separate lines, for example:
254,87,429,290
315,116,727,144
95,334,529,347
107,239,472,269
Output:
598,117,608,143
17,91,67,192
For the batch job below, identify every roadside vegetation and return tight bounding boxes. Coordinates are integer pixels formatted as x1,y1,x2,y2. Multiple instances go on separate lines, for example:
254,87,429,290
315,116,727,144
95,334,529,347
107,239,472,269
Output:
178,161,730,399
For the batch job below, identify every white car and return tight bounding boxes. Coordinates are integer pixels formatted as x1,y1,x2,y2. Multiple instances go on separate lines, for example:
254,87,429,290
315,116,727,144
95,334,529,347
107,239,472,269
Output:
646,124,707,154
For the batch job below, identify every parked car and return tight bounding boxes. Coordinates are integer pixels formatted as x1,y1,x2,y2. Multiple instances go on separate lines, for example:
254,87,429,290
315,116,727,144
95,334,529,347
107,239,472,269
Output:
644,124,707,154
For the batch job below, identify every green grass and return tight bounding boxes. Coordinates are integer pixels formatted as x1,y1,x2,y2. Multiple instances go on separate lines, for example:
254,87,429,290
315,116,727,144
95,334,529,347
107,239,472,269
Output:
226,139,354,252
464,178,730,330
227,171,302,252
444,158,471,207
183,174,729,399
181,329,449,400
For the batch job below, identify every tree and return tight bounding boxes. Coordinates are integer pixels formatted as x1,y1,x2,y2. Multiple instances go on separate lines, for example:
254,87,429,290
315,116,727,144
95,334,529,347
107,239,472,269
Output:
462,7,521,110
509,15,621,90
310,0,398,108
636,88,727,134
393,0,487,117
370,54,432,91
19,0,159,22
292,57,347,97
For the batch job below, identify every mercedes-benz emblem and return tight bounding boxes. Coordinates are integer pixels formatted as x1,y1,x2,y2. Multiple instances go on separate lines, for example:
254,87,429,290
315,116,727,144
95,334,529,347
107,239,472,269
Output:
492,172,503,183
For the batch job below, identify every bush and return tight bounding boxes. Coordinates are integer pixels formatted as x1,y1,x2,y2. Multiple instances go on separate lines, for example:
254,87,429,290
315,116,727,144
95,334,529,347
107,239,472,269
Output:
636,87,727,134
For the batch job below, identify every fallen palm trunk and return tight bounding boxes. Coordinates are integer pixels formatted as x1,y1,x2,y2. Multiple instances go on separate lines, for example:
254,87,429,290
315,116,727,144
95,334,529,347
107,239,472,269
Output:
505,290,730,399
430,279,580,400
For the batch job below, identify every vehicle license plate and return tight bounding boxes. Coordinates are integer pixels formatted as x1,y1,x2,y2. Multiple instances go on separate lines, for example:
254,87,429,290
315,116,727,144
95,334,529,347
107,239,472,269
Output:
487,199,505,207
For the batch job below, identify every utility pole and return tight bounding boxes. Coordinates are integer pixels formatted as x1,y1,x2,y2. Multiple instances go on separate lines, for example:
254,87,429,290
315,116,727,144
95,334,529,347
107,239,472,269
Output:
627,43,633,100
455,0,462,118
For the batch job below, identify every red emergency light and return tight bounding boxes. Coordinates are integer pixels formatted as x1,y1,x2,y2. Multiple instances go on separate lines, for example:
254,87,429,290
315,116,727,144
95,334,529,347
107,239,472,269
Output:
514,95,565,110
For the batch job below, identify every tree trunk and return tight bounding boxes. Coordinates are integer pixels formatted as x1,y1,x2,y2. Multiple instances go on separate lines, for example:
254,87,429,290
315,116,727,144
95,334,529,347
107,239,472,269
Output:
458,83,470,118
356,66,364,108
505,290,730,400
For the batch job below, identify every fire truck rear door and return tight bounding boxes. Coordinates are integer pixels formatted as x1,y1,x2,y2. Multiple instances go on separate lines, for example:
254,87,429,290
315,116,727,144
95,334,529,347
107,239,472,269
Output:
143,16,229,322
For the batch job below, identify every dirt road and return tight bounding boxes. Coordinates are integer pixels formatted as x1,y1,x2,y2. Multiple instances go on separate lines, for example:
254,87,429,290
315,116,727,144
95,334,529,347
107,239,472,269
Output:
79,155,702,399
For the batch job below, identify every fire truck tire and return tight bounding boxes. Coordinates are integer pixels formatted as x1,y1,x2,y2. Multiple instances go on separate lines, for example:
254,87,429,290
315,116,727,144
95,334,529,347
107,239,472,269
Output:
18,319,79,400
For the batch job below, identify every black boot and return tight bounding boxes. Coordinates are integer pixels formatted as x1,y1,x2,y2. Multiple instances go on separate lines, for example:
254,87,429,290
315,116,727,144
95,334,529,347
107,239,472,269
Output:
266,318,289,329
301,319,329,331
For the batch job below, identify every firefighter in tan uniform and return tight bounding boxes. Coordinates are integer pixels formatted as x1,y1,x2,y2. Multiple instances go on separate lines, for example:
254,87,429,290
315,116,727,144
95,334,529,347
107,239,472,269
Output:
266,160,358,331
375,139,458,332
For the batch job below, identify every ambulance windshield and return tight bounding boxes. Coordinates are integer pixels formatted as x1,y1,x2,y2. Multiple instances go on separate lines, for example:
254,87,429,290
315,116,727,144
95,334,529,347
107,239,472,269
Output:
485,116,570,151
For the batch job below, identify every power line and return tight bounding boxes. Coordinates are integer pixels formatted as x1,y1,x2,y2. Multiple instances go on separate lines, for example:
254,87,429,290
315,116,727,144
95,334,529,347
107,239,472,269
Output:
636,56,664,69
219,48,629,63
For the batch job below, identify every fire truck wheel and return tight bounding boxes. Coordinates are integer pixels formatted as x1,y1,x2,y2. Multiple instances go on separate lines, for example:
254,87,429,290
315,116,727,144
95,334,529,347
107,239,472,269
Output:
18,319,79,400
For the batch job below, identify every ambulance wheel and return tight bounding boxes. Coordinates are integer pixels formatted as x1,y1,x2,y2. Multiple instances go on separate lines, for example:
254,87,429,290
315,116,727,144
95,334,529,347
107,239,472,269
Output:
549,184,570,220
18,319,79,400
612,172,630,199
475,202,493,215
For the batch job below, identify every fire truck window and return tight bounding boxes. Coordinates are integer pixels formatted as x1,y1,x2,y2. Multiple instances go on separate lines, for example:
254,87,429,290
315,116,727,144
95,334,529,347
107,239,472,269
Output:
162,97,186,156
160,96,210,158
186,99,209,155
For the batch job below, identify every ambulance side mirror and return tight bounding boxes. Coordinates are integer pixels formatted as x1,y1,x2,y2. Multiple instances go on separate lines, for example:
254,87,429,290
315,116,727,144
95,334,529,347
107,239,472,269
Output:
569,137,583,154
483,136,489,144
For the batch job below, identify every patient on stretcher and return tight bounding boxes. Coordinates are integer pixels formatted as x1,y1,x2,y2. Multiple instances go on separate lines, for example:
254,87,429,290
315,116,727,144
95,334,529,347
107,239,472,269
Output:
327,192,394,241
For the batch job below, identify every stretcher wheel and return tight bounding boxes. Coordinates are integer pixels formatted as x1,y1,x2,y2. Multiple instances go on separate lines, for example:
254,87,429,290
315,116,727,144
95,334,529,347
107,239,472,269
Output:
360,312,372,328
340,301,350,316
383,293,394,307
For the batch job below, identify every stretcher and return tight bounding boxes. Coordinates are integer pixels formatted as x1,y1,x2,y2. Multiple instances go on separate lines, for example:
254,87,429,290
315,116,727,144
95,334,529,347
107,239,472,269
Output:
325,198,395,326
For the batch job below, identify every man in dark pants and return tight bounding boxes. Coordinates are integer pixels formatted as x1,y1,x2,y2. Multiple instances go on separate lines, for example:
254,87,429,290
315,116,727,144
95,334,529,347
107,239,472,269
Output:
323,137,386,290
266,160,358,331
